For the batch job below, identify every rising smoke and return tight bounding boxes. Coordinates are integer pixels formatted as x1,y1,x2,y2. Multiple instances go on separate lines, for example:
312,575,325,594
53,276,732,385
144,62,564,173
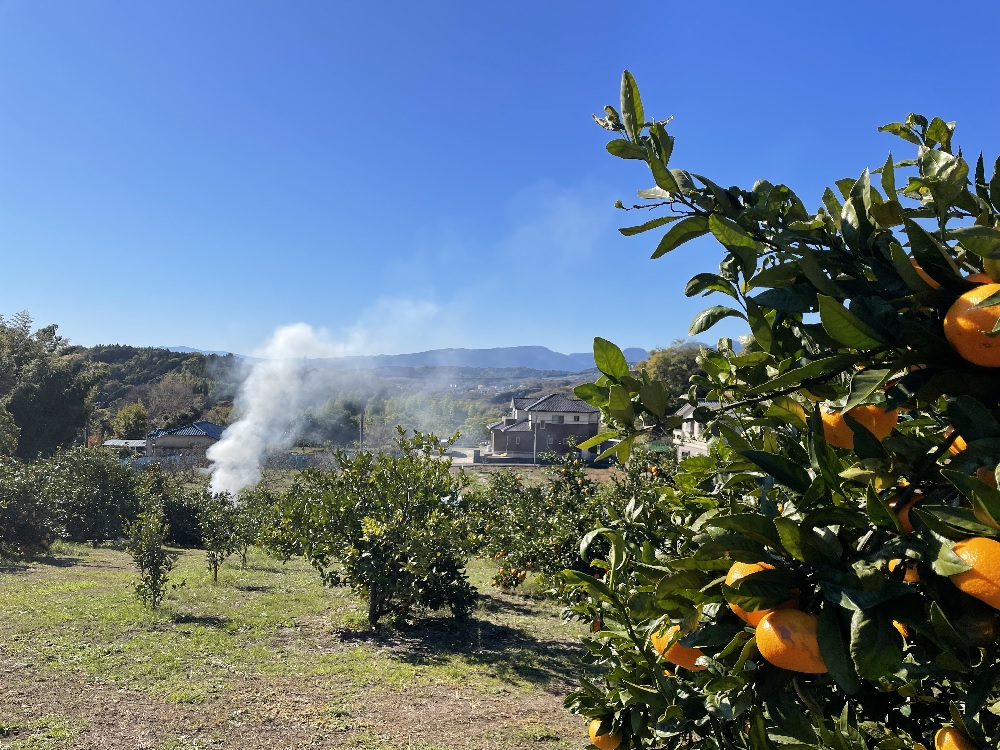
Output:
206,299,451,495
206,323,352,494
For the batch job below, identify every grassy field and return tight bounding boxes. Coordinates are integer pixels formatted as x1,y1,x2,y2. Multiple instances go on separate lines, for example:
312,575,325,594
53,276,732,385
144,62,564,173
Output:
0,544,588,750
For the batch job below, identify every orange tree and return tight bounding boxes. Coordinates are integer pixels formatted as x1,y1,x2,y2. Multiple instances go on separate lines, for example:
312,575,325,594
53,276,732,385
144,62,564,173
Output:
469,453,599,590
469,450,673,591
263,428,478,627
563,72,1000,749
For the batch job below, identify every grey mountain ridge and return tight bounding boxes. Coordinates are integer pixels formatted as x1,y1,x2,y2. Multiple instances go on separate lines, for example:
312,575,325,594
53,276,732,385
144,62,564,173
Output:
160,345,649,373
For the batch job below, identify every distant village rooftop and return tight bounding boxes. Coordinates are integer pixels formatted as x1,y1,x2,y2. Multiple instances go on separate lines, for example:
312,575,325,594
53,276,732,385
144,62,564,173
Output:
487,393,600,461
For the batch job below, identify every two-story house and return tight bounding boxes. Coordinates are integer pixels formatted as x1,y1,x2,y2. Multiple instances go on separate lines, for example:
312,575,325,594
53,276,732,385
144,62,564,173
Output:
670,401,718,458
487,394,600,460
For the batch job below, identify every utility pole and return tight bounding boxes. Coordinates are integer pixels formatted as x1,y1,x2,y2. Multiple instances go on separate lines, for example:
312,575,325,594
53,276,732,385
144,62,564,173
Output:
532,420,537,465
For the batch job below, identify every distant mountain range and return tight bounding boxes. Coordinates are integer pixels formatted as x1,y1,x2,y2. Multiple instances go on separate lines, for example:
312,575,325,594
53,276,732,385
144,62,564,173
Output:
162,345,649,373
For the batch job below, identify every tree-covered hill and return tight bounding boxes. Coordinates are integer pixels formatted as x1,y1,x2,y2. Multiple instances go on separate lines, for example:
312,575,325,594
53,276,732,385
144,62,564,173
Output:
82,345,241,434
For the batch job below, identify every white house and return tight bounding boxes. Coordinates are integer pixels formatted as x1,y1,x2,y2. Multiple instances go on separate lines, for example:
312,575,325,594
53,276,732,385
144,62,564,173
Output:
670,401,718,458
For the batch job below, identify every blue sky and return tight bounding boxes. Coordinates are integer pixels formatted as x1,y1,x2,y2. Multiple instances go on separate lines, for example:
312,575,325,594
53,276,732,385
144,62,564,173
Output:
1,1,998,357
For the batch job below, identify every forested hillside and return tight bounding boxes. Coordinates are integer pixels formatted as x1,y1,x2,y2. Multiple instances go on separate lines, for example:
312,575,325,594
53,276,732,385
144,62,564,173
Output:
82,345,241,436
3,317,702,451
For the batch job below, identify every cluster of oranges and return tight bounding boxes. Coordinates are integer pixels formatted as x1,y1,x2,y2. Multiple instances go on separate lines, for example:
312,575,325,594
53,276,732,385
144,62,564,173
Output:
819,265,1000,453
635,550,993,749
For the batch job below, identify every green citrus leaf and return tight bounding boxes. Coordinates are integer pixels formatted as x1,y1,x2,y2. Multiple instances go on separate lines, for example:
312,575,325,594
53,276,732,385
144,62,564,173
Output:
620,69,643,143
948,395,1000,439
850,608,904,681
844,368,893,411
575,430,618,451
638,382,668,419
688,305,746,336
747,355,858,395
741,450,812,494
593,337,630,380
573,382,609,408
649,151,680,193
817,295,886,350
651,215,709,259
818,605,862,695
618,215,681,236
605,139,647,160
685,272,739,299
704,514,783,550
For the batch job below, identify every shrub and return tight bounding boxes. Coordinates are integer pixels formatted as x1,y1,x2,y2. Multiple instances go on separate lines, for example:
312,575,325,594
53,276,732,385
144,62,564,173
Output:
0,457,51,554
470,450,673,593
195,490,238,583
264,428,477,627
124,496,178,608
40,447,141,542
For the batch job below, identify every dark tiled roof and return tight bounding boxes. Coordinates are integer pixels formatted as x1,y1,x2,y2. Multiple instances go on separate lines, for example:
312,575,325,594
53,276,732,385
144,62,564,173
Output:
524,394,598,413
500,421,534,432
160,421,226,440
146,428,169,439
486,420,504,430
512,398,536,409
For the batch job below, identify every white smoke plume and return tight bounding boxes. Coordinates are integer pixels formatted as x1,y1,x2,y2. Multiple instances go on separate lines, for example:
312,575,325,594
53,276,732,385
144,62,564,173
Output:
206,300,451,495
207,323,353,495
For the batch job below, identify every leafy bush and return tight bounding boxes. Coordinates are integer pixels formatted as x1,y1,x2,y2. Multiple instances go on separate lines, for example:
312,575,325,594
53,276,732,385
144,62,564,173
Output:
470,451,673,592
233,483,275,566
124,496,179,608
563,72,1000,749
40,448,141,542
0,458,51,554
264,428,477,627
195,490,238,582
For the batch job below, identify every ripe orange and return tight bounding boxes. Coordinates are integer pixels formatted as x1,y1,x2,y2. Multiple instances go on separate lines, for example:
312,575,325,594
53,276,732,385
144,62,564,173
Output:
755,610,827,673
588,718,622,750
950,537,1000,610
651,624,707,671
889,558,920,583
911,257,941,289
891,491,924,534
943,283,1000,367
821,404,899,449
934,726,977,750
724,561,797,626
946,426,968,455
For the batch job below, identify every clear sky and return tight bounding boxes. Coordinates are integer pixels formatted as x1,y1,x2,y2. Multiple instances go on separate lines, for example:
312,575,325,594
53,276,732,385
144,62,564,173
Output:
2,1,998,357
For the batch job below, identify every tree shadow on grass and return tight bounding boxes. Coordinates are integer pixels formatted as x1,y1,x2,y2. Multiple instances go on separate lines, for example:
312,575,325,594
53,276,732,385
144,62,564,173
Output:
32,552,86,568
331,593,584,689
0,560,29,574
477,592,545,619
392,614,583,689
0,550,85,573
169,613,230,628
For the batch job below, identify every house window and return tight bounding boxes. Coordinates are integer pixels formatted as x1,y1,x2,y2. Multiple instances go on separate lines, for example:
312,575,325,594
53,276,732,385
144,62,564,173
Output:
551,415,565,424
573,415,580,422
547,436,554,445
515,437,520,445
